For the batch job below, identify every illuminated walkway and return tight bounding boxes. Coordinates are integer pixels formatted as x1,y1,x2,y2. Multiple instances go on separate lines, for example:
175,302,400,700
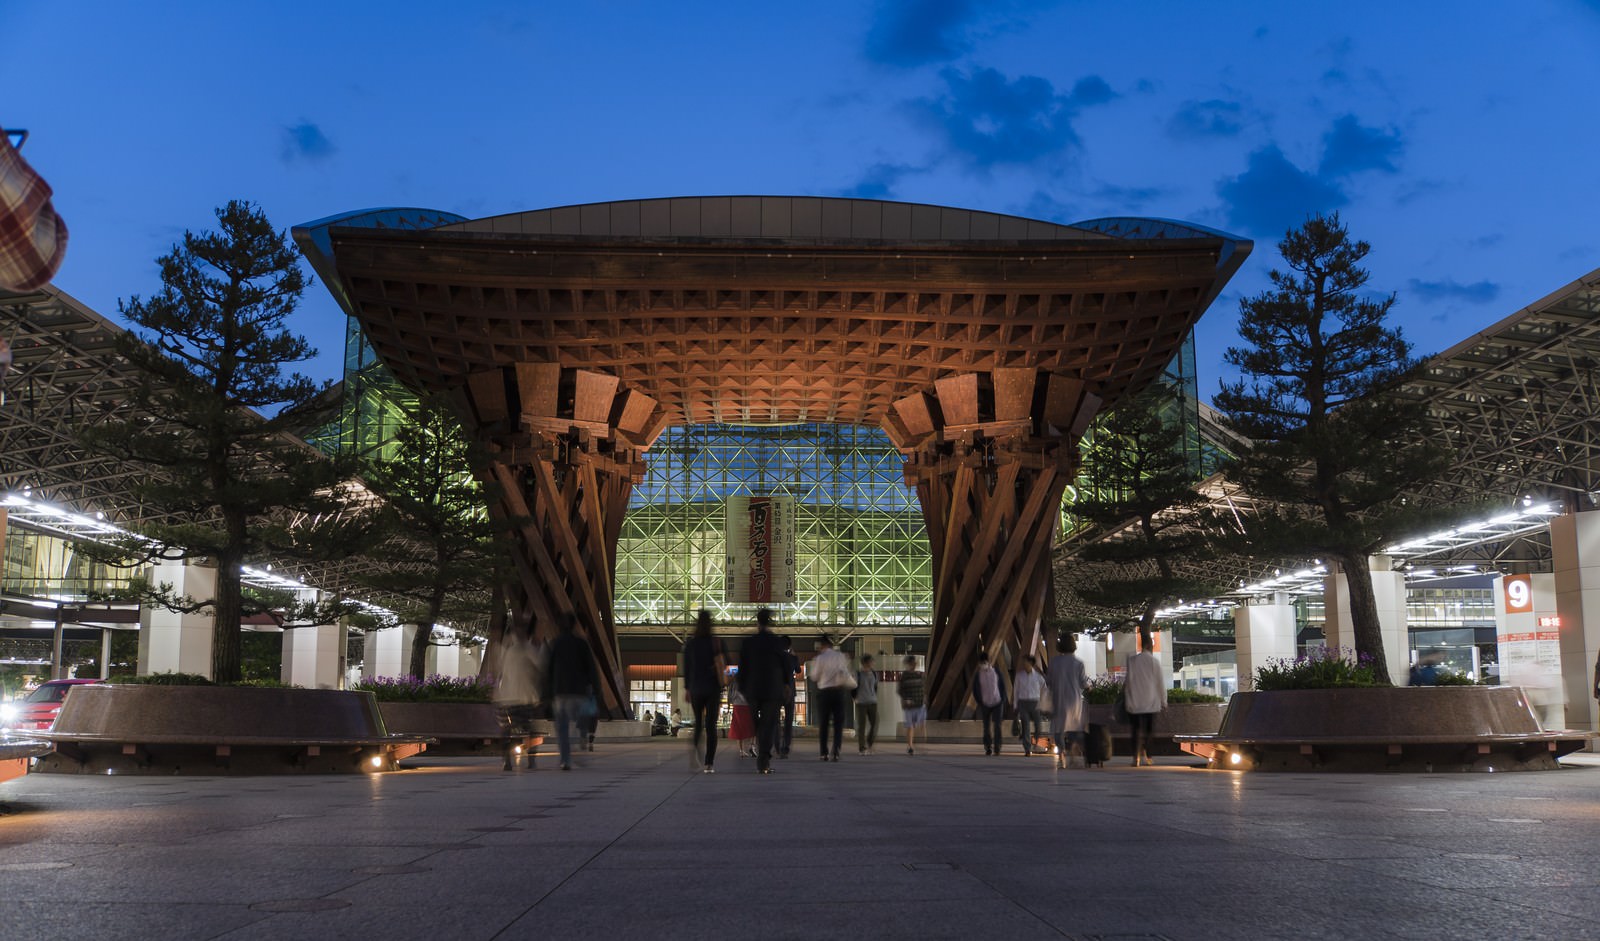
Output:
4,744,1600,939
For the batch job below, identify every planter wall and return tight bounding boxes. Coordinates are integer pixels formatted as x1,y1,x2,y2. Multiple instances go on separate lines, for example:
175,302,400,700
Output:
36,685,424,775
1180,685,1591,772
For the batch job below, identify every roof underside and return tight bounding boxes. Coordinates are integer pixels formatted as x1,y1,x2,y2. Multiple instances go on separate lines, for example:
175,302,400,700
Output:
322,200,1243,431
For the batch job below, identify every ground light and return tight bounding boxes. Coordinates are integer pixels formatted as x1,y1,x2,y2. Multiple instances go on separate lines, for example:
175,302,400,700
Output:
368,754,384,770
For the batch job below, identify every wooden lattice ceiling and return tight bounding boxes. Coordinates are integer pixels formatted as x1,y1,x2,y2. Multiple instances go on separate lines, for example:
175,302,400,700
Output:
325,231,1233,434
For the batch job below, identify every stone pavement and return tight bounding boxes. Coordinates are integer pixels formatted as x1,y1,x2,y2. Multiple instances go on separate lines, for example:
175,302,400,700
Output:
3,742,1600,941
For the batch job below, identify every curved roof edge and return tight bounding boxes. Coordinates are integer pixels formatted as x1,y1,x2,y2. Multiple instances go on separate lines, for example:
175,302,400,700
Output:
432,196,1113,244
1074,216,1253,312
295,199,1252,317
293,208,468,316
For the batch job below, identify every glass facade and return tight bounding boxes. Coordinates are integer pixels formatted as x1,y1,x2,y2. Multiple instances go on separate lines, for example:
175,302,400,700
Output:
3,526,136,601
615,423,930,628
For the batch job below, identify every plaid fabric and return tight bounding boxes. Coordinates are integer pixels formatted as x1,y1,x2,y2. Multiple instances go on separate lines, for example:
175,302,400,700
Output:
0,127,68,291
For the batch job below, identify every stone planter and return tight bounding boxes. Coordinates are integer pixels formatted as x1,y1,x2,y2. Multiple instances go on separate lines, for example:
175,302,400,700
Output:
1175,686,1592,772
35,685,427,775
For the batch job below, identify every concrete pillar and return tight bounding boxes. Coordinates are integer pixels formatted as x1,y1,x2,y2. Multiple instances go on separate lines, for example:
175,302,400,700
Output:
427,633,465,678
1494,572,1565,730
1234,596,1296,691
1324,555,1409,684
282,624,345,689
1551,510,1600,732
362,624,420,679
137,559,217,678
1078,634,1108,677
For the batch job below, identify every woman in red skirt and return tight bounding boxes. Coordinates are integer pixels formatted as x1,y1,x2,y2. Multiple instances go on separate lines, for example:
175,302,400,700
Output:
728,683,756,757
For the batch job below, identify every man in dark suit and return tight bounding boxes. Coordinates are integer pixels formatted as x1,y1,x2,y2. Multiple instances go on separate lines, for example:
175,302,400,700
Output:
738,608,789,774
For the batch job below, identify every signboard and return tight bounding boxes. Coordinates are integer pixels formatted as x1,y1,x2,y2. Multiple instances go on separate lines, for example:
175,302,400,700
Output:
1503,574,1533,613
724,495,796,604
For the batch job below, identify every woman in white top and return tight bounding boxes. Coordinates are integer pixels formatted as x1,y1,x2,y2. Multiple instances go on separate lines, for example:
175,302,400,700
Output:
1123,648,1168,767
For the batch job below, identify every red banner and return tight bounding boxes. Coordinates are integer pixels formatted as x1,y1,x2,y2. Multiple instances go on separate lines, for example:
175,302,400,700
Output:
747,497,774,603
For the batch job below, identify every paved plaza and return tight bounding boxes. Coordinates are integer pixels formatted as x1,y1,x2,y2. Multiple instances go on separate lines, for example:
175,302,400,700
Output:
3,743,1600,940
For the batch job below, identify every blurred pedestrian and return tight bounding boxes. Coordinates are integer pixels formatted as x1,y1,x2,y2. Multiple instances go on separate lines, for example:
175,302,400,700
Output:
900,655,926,755
777,635,799,758
809,634,854,761
971,651,1007,756
544,612,598,771
682,610,726,773
1013,654,1044,756
854,653,879,754
738,607,790,774
728,683,755,757
1123,645,1167,767
1047,634,1088,769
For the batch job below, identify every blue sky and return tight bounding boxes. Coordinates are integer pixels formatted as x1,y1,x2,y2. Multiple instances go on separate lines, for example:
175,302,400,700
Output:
6,1,1599,398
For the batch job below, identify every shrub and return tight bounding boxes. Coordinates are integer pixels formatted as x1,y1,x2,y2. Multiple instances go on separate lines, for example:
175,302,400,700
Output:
1431,670,1479,687
116,673,299,688
120,671,214,686
1083,674,1124,705
1166,687,1226,704
1253,647,1383,691
353,674,496,703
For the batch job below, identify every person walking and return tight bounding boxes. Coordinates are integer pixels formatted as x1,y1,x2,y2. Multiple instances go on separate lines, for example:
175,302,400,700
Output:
1124,645,1167,768
681,609,726,773
1047,634,1088,769
809,634,854,761
778,635,799,758
738,607,790,774
854,654,879,754
900,655,926,755
971,651,1007,756
544,612,598,771
1013,655,1045,756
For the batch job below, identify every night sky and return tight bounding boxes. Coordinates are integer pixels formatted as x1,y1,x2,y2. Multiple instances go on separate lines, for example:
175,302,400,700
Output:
7,1,1598,399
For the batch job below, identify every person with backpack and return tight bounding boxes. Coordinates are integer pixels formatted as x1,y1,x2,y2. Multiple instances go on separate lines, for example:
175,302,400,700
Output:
681,610,727,773
899,655,926,755
971,651,1007,756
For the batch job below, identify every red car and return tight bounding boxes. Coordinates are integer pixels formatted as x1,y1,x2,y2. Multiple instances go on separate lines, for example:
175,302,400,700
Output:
1,679,105,732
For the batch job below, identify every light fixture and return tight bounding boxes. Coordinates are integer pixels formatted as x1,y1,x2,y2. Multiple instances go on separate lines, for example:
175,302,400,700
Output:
1228,751,1243,766
369,755,384,769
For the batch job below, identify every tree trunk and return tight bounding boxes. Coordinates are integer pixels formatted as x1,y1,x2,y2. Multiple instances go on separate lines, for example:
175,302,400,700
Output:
211,552,243,683
407,621,433,679
1137,606,1156,658
1336,552,1393,685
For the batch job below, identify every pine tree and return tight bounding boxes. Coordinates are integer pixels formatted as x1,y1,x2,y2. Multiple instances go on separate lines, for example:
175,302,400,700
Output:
81,200,356,683
1213,213,1449,685
1069,383,1217,652
354,395,505,679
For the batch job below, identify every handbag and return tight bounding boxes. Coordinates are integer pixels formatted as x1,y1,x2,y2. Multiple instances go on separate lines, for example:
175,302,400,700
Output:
578,693,598,721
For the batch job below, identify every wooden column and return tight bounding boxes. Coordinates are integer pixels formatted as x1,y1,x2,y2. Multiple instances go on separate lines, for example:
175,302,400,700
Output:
884,369,1103,719
457,364,667,718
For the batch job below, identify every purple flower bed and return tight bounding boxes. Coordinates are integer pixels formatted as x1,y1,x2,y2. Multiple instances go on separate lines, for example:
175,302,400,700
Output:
353,674,496,703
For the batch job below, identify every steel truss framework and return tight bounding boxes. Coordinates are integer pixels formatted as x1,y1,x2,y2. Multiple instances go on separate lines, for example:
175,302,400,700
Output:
0,287,414,620
1056,266,1600,619
613,422,930,632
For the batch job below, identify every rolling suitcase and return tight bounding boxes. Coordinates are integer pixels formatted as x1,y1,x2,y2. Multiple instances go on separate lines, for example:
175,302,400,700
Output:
1084,723,1112,768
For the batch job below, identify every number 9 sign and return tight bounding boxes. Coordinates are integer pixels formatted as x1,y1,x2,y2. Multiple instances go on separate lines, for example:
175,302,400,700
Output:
1504,574,1533,613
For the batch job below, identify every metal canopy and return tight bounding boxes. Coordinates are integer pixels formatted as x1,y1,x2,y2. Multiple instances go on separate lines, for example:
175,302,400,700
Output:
1056,265,1600,619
